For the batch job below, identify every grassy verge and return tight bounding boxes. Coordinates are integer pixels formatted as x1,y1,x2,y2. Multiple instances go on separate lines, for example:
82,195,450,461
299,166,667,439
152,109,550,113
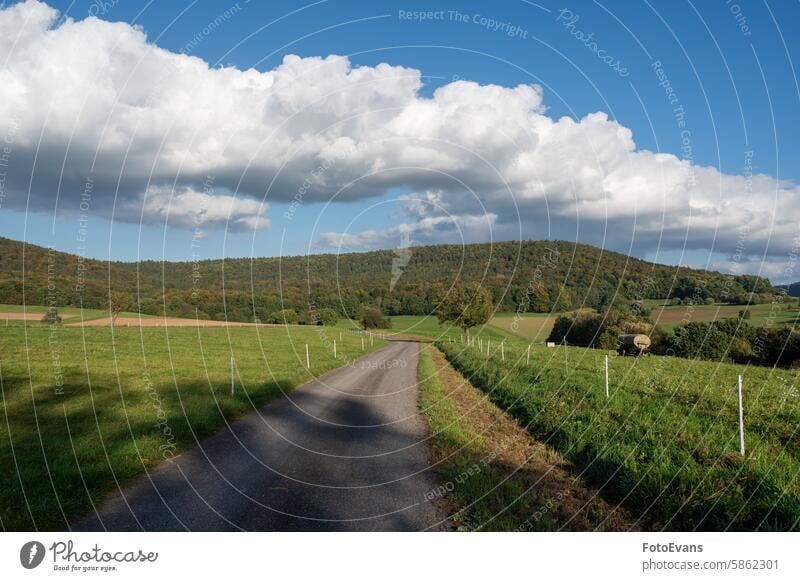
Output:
418,345,637,531
436,337,800,531
0,325,386,531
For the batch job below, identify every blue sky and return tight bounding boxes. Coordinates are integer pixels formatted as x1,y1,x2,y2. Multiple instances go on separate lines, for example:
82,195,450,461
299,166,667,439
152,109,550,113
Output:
0,0,798,279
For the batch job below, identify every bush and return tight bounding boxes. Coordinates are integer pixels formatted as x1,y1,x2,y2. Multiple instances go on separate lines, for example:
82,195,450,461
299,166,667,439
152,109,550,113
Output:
597,329,619,350
317,308,339,326
669,322,729,360
361,307,390,329
40,308,62,325
271,308,298,325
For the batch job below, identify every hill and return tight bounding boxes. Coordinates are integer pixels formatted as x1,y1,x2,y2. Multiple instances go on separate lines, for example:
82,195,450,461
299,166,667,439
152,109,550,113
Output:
778,282,800,297
0,236,775,322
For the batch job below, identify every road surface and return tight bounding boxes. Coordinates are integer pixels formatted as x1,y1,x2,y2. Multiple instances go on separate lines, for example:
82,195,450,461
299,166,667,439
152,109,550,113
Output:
72,341,448,531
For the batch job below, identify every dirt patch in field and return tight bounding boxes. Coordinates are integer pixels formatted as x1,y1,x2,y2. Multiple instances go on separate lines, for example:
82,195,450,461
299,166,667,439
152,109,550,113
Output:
429,347,642,531
68,316,268,327
0,312,77,321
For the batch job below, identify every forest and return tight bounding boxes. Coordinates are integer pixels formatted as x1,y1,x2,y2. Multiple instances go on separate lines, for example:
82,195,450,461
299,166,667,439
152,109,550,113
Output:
0,236,777,323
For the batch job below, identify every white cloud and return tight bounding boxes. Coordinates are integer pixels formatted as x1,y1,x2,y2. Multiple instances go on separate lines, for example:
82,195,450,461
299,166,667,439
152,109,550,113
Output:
1,0,798,272
133,185,270,232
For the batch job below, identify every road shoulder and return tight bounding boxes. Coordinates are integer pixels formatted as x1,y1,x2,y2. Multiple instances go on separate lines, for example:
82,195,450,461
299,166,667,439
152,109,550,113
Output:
418,345,639,531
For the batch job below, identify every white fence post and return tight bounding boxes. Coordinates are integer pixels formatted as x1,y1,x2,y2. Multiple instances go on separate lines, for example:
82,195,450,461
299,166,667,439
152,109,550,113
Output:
604,355,609,398
738,375,745,456
361,337,364,351
501,342,505,361
563,338,567,373
230,356,235,396
487,339,491,356
333,340,337,359
306,344,310,368
526,344,531,365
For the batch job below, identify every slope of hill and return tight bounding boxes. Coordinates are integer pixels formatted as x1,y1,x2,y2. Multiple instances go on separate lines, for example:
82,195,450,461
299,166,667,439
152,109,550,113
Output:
778,282,800,297
0,236,774,322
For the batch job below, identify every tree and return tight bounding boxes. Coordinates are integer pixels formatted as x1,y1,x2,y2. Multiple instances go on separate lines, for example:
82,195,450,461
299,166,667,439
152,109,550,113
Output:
529,285,550,312
107,292,131,326
361,307,390,329
551,284,572,312
271,308,298,325
436,284,492,341
317,308,339,326
41,307,62,325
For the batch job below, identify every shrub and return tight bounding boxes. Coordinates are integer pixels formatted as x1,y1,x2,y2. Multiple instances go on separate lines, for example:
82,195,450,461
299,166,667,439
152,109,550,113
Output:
361,307,390,329
40,308,62,325
317,308,339,326
271,308,298,325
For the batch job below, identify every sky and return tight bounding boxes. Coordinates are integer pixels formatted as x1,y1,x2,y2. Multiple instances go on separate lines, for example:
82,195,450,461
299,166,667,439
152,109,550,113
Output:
0,0,798,281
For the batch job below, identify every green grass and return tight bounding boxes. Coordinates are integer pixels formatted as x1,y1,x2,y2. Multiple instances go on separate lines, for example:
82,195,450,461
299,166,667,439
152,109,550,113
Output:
436,336,800,530
384,314,512,342
418,347,564,530
487,312,557,341
0,324,386,531
644,301,800,331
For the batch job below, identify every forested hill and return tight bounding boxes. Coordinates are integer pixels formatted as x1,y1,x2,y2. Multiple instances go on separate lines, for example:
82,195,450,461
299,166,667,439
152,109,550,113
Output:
0,236,775,321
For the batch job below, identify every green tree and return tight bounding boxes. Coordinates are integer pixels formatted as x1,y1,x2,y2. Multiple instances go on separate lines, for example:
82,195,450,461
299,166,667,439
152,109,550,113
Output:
551,284,572,312
436,284,493,341
272,308,298,325
529,285,550,312
317,308,339,326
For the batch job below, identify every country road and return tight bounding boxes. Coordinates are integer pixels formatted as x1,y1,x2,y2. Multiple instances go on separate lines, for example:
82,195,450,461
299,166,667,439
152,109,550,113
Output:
71,341,448,531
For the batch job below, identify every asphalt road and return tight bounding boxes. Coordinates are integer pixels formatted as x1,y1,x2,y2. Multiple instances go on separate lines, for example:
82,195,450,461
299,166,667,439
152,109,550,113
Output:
72,341,448,531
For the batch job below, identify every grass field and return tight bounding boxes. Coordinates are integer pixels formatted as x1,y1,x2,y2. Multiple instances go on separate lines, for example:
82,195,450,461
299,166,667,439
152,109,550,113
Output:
647,301,800,330
418,346,636,531
0,324,385,531
488,313,557,340
384,314,514,342
436,336,800,530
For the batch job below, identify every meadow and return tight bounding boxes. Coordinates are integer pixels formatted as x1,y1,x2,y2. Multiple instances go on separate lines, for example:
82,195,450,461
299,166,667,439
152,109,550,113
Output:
0,324,385,531
380,314,513,342
647,300,799,330
436,336,800,530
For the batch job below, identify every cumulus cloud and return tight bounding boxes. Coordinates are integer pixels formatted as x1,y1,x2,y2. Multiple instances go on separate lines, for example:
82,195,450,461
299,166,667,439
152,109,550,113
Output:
1,0,798,272
133,186,270,232
317,211,497,251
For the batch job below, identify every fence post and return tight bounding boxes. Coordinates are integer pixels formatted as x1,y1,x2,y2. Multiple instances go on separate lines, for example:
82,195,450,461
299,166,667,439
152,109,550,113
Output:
501,342,505,361
333,340,337,359
306,344,310,368
563,338,567,373
738,375,745,456
361,337,364,351
487,339,491,356
230,356,235,396
526,344,531,365
604,355,609,398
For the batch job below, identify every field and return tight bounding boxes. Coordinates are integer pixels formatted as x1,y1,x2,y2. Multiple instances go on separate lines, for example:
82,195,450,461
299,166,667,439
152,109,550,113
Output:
647,301,800,330
436,336,800,530
0,324,385,531
0,304,155,326
488,313,557,340
376,314,511,342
